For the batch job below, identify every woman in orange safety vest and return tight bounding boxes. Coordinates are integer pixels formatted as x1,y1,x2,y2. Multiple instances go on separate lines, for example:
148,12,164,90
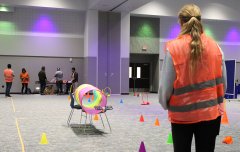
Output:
159,4,227,152
20,68,30,94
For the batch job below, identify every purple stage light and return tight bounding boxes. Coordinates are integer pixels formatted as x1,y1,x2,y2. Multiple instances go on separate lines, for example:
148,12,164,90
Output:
32,15,57,33
225,27,240,42
168,23,180,39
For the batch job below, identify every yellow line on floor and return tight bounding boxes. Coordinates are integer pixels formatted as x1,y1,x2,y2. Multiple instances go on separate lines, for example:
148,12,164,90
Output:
11,97,16,113
15,118,25,152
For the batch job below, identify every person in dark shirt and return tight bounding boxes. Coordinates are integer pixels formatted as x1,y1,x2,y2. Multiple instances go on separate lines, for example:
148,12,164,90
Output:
71,67,78,93
38,66,47,95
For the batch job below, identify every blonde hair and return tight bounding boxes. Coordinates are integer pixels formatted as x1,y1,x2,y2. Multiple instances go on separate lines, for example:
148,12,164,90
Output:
178,4,203,72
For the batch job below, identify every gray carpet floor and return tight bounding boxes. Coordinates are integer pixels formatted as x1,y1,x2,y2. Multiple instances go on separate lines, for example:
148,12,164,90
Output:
0,94,239,152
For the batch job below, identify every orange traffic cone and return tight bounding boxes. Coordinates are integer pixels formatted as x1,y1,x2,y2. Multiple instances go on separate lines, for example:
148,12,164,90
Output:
222,136,233,144
94,114,99,121
139,115,144,122
91,94,94,101
154,118,160,126
221,111,229,125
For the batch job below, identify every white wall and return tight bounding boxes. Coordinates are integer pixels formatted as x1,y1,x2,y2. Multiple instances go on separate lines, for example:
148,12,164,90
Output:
0,7,85,57
236,62,240,81
84,10,98,57
121,12,130,58
0,7,86,93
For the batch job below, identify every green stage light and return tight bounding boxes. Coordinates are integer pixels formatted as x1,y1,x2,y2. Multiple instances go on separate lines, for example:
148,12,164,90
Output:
204,27,215,39
0,21,16,33
0,5,9,12
0,5,14,12
137,22,155,37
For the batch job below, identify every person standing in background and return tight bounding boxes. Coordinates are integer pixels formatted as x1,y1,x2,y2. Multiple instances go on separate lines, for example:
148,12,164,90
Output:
54,68,63,95
3,64,15,97
158,4,227,152
71,67,78,93
38,66,47,95
20,68,30,94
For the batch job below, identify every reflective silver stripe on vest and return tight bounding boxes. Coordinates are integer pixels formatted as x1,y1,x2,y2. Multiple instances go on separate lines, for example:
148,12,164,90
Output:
168,96,224,112
174,77,223,96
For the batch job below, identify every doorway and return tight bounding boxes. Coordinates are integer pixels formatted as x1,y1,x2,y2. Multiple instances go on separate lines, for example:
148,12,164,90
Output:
129,54,159,93
129,63,150,92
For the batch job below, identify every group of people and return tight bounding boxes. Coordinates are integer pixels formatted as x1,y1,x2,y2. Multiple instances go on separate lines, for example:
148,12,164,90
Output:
3,64,78,97
38,66,78,95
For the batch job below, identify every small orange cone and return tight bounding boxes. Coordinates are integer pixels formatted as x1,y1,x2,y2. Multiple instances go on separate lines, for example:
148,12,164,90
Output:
154,118,160,126
68,96,70,101
94,114,99,121
221,111,229,125
222,136,233,144
91,94,94,101
139,115,144,122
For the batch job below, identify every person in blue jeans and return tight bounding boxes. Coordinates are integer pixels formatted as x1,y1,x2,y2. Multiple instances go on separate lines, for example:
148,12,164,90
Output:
4,64,15,97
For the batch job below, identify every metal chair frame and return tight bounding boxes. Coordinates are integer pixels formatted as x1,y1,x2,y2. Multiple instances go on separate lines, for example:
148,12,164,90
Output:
67,93,112,134
80,106,112,133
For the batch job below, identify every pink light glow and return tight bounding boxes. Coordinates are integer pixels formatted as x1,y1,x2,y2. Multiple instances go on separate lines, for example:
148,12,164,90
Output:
168,23,180,39
225,27,240,42
32,15,57,33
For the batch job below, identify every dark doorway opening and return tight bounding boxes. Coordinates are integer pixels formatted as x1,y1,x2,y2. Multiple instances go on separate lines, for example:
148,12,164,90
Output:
129,63,150,92
129,54,159,93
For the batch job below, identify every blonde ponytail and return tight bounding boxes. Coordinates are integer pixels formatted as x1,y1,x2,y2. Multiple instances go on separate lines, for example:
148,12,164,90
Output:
178,4,203,73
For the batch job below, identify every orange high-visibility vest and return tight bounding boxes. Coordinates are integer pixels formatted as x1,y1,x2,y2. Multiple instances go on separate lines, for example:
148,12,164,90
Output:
4,69,14,82
20,72,30,83
166,34,224,124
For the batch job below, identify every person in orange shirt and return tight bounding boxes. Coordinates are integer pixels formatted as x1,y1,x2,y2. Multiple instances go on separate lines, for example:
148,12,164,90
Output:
3,64,15,97
20,68,30,94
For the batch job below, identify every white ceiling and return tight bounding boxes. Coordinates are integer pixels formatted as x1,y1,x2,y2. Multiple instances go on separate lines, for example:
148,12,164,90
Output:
0,0,153,12
0,0,88,11
88,0,153,12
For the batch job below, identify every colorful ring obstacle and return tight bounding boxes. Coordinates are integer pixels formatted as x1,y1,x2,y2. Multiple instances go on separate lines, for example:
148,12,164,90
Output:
74,84,107,114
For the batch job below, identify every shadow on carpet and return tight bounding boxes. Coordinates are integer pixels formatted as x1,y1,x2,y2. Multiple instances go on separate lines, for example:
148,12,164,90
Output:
70,123,107,136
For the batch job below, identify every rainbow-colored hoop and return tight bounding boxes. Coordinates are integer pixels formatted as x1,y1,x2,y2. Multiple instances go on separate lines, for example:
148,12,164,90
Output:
75,84,107,114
